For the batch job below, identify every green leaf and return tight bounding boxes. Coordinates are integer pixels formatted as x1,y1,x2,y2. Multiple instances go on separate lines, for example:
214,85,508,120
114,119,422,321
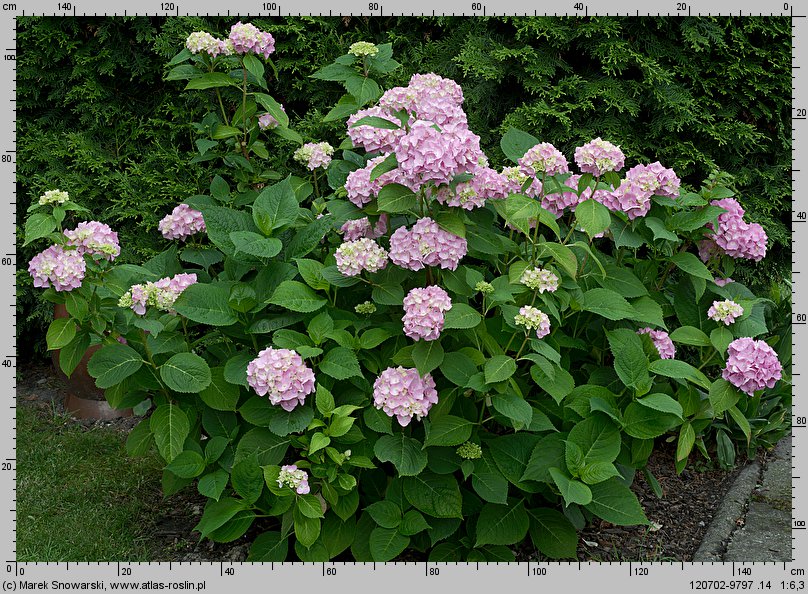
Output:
311,63,356,82
359,328,392,349
230,231,283,259
242,54,266,87
439,352,478,387
728,406,752,443
575,199,611,238
64,292,89,321
315,384,335,415
268,406,315,437
711,327,734,355
185,72,240,90
293,507,321,548
403,473,463,518
269,281,327,313
491,392,533,428
377,183,417,213
492,193,540,236
585,479,649,525
443,303,482,329
500,128,539,163
369,527,409,562
677,423,696,462
253,178,298,234
345,75,381,105
351,115,400,130
160,352,211,393
596,266,648,298
472,455,509,504
581,288,636,321
670,252,714,282
578,461,621,485
174,283,238,326
399,510,431,536
621,402,679,439
371,282,405,306
424,415,473,447
150,404,190,463
248,532,288,562
235,428,289,465
412,340,444,376
87,344,143,389
309,432,330,454
670,326,711,347
521,434,565,483
364,406,393,435
549,468,592,506
284,215,334,260
194,497,248,540
709,379,740,416
369,153,398,181
198,470,229,501
649,359,711,390
538,243,577,279
637,393,684,419
166,450,206,479
630,296,666,329
297,494,325,519
319,347,362,379
474,502,529,547
485,355,517,384
644,217,679,242
24,213,57,245
527,508,578,559
125,420,153,457
567,415,621,466
230,459,265,504
46,318,77,351
374,434,428,477
365,501,401,529
59,332,91,378
606,329,650,393
199,368,240,411
323,95,360,122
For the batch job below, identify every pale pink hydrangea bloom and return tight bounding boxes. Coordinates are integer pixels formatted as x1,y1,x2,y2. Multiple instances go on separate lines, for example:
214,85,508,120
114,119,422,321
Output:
339,215,388,241
118,273,197,315
574,138,625,176
38,189,69,206
389,217,467,271
599,180,653,220
408,73,464,105
277,464,310,495
701,198,768,262
402,285,452,341
246,347,315,411
540,173,603,217
373,366,439,427
185,31,232,57
520,268,559,293
258,105,285,130
335,237,388,276
708,299,744,325
63,221,121,260
158,204,206,241
518,143,569,177
344,155,390,208
624,162,681,198
28,245,86,292
347,107,405,154
637,327,676,360
722,337,782,395
514,305,551,339
434,167,509,209
228,22,275,59
294,142,334,171
714,277,735,287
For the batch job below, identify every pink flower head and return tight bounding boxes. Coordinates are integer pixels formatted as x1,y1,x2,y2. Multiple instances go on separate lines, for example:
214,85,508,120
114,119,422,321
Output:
185,32,233,57
574,138,625,176
373,366,439,427
28,245,85,292
402,285,452,341
722,337,782,396
119,273,197,315
540,173,592,217
714,277,734,287
294,142,334,170
339,215,388,241
258,106,285,130
388,217,467,271
520,268,559,293
408,73,464,106
63,221,121,260
344,155,389,208
599,179,653,220
514,305,551,339
229,22,275,59
625,162,681,198
277,465,310,495
434,166,509,210
637,327,676,360
702,198,768,262
518,143,569,177
334,237,388,277
158,204,206,241
246,347,315,411
708,299,744,325
347,107,405,154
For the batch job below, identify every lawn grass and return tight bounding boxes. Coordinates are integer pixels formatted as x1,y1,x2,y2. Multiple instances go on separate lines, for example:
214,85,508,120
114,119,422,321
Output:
16,405,164,561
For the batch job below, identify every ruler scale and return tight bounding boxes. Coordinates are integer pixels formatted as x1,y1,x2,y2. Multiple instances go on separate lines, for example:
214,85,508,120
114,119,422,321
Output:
5,2,803,591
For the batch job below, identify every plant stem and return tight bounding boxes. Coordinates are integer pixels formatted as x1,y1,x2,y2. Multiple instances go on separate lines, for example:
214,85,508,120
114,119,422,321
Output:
313,170,320,199
515,335,530,359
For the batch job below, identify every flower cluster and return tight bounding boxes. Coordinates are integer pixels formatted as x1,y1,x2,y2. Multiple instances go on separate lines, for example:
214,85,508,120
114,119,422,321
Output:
434,167,509,210
28,245,86,292
708,300,744,325
624,162,680,198
501,166,542,198
714,277,734,287
277,465,310,495
699,198,767,262
389,217,467,271
475,280,494,294
158,204,206,241
38,189,69,206
520,267,559,293
373,366,439,427
574,138,625,176
518,142,569,177
339,215,387,241
347,107,405,154
344,155,399,207
402,286,452,341
597,162,680,220
246,347,316,411
258,105,285,130
348,41,379,58
64,221,121,260
355,301,376,315
335,237,388,276
185,31,233,57
637,327,676,360
456,442,483,460
722,338,782,396
514,306,551,339
294,142,334,170
118,273,197,315
395,120,481,188
228,22,275,59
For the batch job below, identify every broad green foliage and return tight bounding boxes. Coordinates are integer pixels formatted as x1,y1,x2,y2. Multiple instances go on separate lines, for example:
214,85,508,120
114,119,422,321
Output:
22,21,791,563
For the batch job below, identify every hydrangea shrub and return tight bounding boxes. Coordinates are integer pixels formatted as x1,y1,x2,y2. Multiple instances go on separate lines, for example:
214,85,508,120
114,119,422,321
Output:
25,28,791,562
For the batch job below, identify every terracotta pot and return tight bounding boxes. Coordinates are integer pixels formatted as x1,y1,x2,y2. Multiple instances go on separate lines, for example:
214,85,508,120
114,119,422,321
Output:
51,304,132,420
